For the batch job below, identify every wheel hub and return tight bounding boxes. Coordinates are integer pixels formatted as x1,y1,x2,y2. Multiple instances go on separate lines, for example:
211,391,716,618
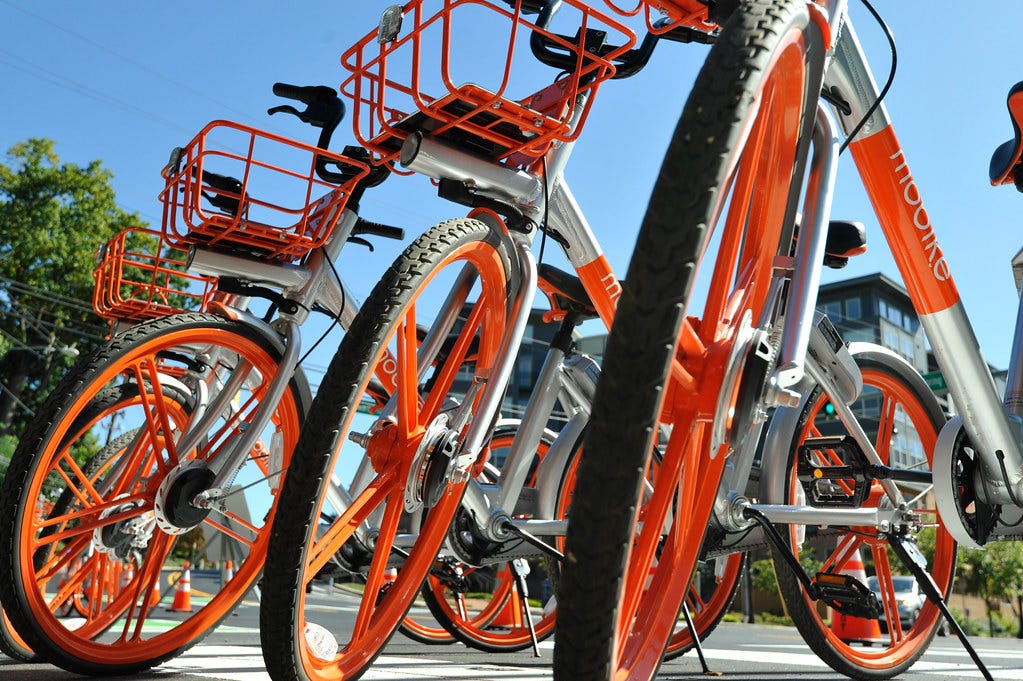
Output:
92,496,152,561
711,311,774,457
154,460,216,534
405,415,459,512
933,416,999,549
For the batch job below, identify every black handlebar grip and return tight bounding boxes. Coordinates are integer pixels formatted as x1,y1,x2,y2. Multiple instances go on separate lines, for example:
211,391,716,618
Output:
352,219,404,241
272,82,309,101
272,82,338,105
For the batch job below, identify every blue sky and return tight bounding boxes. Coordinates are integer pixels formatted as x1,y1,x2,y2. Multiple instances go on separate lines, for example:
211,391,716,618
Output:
3,0,1023,384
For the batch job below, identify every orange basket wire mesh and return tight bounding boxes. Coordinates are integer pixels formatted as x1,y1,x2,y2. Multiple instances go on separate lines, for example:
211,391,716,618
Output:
159,120,370,262
341,0,637,167
93,226,218,322
604,0,718,34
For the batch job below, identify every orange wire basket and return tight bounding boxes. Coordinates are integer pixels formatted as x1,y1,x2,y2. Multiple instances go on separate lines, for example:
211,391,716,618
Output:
604,0,718,34
341,0,637,167
159,120,370,262
93,226,218,322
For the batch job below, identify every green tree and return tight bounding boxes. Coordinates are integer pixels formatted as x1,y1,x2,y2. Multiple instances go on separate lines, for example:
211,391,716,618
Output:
0,138,140,435
958,542,1023,637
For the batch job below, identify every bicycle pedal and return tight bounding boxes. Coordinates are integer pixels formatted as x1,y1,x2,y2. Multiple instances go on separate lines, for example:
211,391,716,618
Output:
813,571,882,619
797,435,871,508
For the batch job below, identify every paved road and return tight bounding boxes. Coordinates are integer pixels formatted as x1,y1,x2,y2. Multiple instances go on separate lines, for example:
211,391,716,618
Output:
3,586,1020,680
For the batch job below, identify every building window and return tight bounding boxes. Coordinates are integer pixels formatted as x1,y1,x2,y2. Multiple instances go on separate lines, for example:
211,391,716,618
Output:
845,297,861,320
843,327,874,344
900,335,915,359
823,301,842,321
882,328,898,351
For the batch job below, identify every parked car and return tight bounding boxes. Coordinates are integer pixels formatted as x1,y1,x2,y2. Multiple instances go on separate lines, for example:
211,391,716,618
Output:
866,575,924,631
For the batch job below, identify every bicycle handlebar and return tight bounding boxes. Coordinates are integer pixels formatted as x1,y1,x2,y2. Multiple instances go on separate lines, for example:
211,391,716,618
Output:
495,1,656,82
352,218,405,241
268,82,372,187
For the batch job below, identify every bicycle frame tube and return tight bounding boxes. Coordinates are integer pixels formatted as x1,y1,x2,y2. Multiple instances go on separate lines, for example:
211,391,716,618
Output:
826,14,1023,501
458,344,596,546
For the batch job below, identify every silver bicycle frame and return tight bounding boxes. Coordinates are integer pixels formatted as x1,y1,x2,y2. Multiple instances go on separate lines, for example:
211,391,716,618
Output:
824,10,1023,506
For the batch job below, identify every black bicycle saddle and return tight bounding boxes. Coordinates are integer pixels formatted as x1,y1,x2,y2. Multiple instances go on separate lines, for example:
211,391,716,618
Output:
989,80,1023,188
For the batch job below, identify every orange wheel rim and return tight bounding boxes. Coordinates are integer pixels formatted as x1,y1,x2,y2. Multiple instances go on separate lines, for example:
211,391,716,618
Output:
788,368,953,669
295,237,511,679
14,323,300,664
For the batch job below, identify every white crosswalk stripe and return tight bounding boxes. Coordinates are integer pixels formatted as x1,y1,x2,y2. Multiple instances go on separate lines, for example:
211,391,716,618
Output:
158,641,1019,680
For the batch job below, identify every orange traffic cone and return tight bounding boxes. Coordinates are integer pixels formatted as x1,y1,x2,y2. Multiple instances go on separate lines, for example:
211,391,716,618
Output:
829,545,881,643
169,562,193,612
490,564,524,628
119,562,134,591
148,572,163,610
223,560,235,583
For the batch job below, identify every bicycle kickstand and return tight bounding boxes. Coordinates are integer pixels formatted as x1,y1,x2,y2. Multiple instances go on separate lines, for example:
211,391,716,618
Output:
510,558,541,657
680,600,721,676
888,533,994,681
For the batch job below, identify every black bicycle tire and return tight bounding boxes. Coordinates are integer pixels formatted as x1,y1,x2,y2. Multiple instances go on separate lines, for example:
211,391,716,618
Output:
260,217,516,681
553,2,819,679
0,607,34,662
0,311,308,676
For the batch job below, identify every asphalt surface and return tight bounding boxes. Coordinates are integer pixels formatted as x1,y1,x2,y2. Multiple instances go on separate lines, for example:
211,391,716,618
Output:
3,582,1020,680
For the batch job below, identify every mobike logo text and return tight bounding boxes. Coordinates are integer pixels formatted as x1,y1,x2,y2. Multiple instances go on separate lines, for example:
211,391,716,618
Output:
890,149,951,281
601,272,622,308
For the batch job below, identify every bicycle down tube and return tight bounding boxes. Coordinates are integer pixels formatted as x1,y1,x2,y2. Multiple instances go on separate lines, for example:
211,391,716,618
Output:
827,12,1023,514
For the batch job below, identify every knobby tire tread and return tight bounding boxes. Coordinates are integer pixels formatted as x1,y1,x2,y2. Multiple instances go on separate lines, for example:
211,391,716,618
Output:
554,2,811,679
261,218,511,681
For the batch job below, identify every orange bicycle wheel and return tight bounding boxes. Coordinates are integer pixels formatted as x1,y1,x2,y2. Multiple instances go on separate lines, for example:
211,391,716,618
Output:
420,426,565,652
260,217,515,681
662,552,744,660
773,344,954,679
1,388,174,663
555,2,825,679
0,312,306,675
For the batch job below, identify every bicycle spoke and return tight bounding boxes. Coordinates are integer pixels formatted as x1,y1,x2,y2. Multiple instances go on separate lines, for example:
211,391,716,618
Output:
308,468,397,577
203,512,259,548
871,543,905,643
34,495,149,548
396,307,420,439
875,388,898,457
420,293,487,420
351,488,404,642
36,533,93,583
129,359,179,472
119,532,175,643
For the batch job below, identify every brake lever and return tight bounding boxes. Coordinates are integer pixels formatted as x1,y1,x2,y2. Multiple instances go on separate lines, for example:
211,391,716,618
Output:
267,104,303,119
